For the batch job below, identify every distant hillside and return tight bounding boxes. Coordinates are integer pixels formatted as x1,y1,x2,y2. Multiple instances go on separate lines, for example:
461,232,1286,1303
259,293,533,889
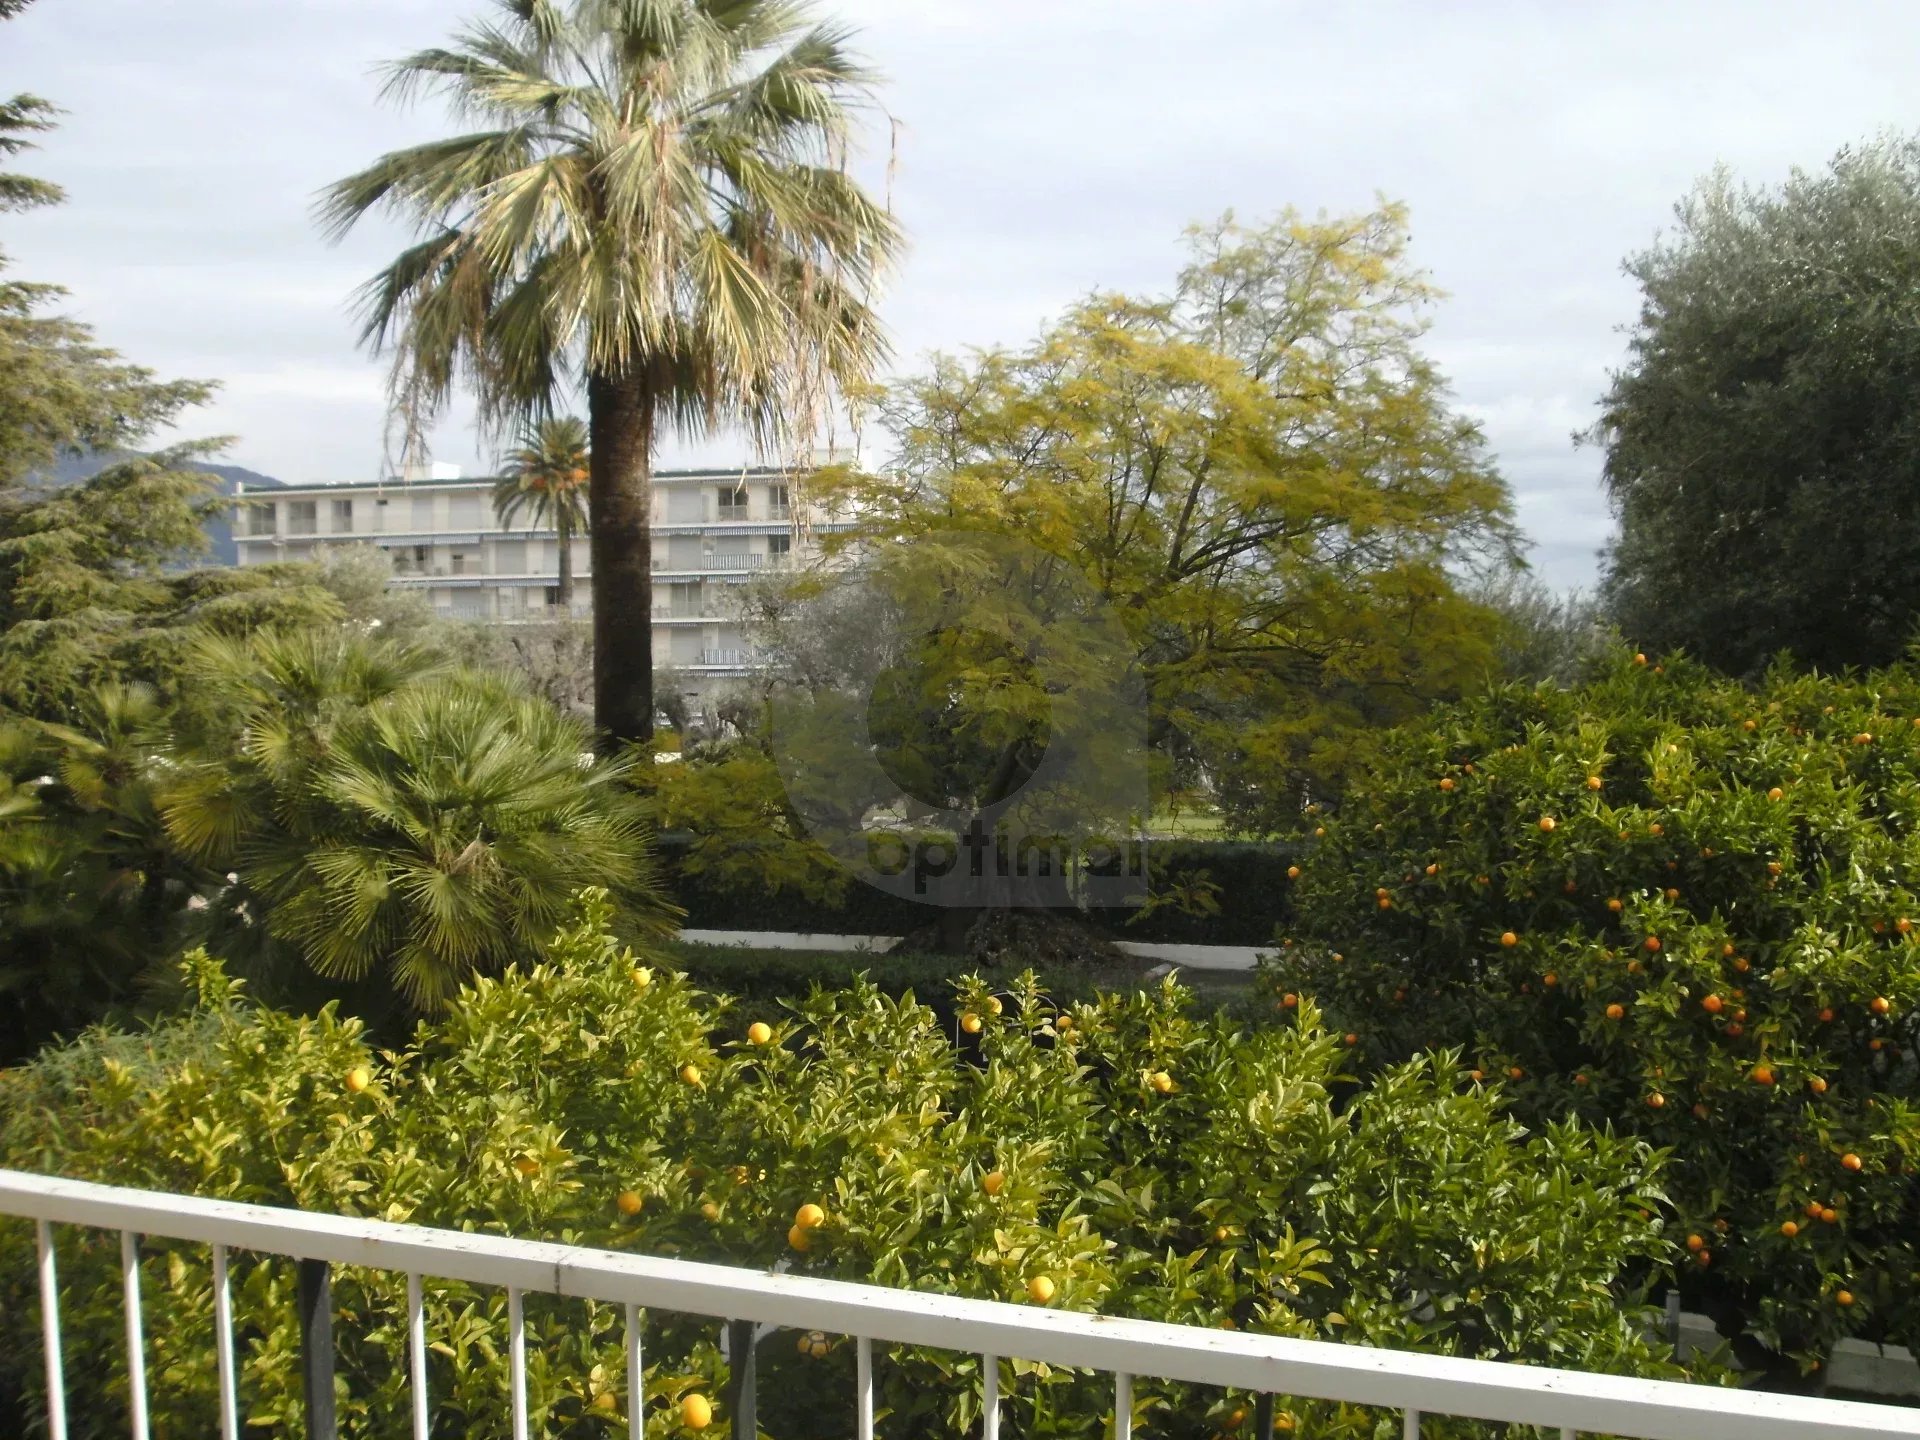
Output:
28,452,285,565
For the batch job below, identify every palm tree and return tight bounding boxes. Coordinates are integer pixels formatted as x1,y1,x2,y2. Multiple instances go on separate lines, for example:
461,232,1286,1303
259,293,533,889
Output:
493,415,589,614
319,0,901,748
162,629,675,1012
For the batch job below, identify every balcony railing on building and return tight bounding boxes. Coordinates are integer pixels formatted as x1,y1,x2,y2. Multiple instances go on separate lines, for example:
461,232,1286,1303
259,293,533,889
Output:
4,1168,1915,1440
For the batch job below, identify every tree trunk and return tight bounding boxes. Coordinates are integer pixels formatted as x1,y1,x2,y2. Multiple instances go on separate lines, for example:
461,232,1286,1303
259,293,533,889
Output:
587,371,654,748
556,505,575,614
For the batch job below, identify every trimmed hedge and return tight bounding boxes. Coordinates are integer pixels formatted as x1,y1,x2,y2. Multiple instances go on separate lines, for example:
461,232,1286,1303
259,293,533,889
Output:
657,835,1294,946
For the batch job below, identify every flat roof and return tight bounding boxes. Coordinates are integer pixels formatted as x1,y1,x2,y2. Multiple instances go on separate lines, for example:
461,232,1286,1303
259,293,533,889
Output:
240,466,799,496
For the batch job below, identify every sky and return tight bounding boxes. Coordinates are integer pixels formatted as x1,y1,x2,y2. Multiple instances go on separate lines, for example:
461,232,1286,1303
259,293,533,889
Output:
8,1,1920,590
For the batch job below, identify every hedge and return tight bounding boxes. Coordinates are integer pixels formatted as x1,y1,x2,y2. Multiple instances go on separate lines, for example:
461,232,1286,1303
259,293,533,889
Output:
657,835,1294,947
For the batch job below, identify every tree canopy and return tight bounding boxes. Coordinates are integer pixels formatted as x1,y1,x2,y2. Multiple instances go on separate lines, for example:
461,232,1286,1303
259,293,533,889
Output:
1598,135,1920,674
804,208,1518,833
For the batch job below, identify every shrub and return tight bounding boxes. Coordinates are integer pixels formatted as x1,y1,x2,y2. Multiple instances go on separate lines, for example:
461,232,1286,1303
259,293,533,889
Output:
659,830,1294,947
1261,652,1920,1371
0,894,1694,1439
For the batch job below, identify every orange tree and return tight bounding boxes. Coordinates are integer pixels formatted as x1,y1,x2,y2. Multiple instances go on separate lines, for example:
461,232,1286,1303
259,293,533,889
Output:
1261,650,1920,1374
0,893,1694,1439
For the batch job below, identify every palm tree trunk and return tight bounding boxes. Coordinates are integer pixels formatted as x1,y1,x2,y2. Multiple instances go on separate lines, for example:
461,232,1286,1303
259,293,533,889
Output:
556,506,575,614
587,370,655,748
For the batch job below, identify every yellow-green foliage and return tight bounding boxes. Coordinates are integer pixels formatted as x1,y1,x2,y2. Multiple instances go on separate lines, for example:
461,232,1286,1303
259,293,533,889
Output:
1265,651,1920,1368
0,895,1693,1438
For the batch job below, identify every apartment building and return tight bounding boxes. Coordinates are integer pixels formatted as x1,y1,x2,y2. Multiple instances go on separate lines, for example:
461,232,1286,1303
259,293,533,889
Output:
233,465,846,688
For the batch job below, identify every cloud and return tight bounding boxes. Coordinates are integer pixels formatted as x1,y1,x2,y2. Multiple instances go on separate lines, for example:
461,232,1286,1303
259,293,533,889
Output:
13,0,1920,589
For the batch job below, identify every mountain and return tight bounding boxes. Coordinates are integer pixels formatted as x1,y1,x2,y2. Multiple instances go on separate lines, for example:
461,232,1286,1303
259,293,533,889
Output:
28,451,285,565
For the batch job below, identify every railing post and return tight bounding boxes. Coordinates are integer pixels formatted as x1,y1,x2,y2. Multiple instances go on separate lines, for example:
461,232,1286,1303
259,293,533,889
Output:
296,1258,337,1440
36,1220,67,1440
1114,1372,1132,1440
1254,1393,1274,1440
726,1319,757,1440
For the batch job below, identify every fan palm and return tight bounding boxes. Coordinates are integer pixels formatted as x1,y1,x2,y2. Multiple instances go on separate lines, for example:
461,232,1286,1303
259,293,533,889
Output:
319,0,902,747
493,415,589,613
162,630,673,1011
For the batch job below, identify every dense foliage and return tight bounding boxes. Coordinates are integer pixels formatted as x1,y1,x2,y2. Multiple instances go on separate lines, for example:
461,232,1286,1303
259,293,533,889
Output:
0,894,1695,1439
808,209,1520,831
1597,135,1920,674
1263,652,1920,1371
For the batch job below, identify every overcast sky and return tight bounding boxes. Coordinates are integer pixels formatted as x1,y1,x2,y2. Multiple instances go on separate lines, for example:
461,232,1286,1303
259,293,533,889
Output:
8,1,1920,588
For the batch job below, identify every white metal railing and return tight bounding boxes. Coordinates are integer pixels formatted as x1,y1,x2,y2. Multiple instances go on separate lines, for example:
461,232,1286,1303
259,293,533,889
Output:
2,1169,1916,1440
698,648,753,667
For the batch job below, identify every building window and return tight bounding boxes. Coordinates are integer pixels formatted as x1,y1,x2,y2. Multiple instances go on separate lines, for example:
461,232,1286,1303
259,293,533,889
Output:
331,498,354,533
716,484,749,521
767,532,792,558
449,495,482,529
545,586,563,608
287,500,318,536
411,496,435,530
244,503,276,537
768,484,791,520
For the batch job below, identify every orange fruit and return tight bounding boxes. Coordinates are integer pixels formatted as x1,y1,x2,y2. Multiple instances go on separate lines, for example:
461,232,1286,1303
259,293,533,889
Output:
1871,996,1892,1016
1543,972,1558,987
1743,719,1757,731
514,1156,541,1178
1767,787,1784,802
960,1013,983,1034
986,997,1003,1016
1836,1290,1855,1307
1609,998,1630,1020
592,1391,617,1413
1820,1207,1838,1224
1685,1233,1705,1252
1855,733,1873,745
1648,823,1664,836
795,1203,826,1230
682,1395,713,1431
1425,863,1440,876
1587,776,1603,791
1500,931,1519,948
631,966,653,989
1286,865,1302,880
1809,1076,1828,1095
1694,1249,1713,1268
1026,1275,1056,1304
345,1066,372,1094
787,1224,812,1252
1573,1072,1589,1086
1818,1007,1835,1023
1780,1220,1800,1238
1281,993,1299,1009
1841,1154,1863,1172
616,1190,644,1217
1342,1034,1358,1048
1607,898,1624,913
1646,1092,1666,1109
1538,816,1557,833
747,1022,773,1046
1377,895,1392,910
1054,1014,1073,1031
1691,1102,1710,1120
1634,652,1648,666
798,1331,832,1359
1751,1065,1776,1086
680,1064,702,1087
1468,1069,1485,1083
1643,936,1662,953
1702,995,1724,1014
1507,1066,1525,1080
1438,778,1455,792
700,1201,721,1221
982,1170,1006,1196
1313,826,1326,838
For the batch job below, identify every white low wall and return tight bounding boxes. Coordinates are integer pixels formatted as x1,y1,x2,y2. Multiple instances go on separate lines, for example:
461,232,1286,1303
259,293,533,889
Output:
674,930,1265,972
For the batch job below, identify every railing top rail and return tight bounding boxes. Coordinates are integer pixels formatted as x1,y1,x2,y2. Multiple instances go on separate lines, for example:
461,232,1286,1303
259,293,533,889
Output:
2,1169,1914,1440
